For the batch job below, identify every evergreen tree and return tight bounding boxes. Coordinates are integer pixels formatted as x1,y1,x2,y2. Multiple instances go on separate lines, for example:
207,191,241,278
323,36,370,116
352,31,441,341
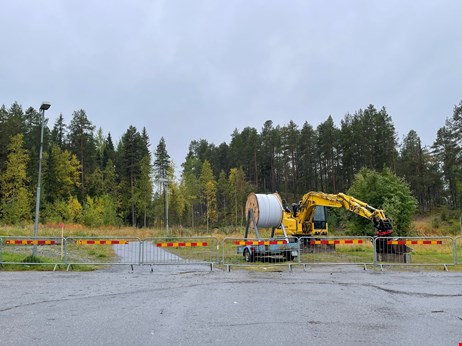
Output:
398,131,434,211
228,167,248,226
43,144,80,203
297,121,318,193
0,103,26,173
153,137,173,229
67,109,97,201
217,170,229,226
432,122,458,208
118,126,149,226
137,155,153,227
153,137,171,181
200,160,217,230
0,134,31,224
281,120,299,200
181,156,201,227
259,120,276,193
228,127,259,189
50,113,67,150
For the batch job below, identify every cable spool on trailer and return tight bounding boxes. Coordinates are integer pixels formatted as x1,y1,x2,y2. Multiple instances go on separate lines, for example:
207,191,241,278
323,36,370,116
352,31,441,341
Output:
245,193,284,228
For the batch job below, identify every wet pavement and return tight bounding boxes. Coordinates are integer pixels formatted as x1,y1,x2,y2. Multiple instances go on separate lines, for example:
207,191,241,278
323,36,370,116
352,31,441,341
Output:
0,265,461,345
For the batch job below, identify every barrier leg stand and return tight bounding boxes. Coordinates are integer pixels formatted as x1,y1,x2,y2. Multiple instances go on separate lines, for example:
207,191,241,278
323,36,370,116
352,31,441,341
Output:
66,264,72,271
226,264,231,272
288,263,292,272
129,264,134,273
53,264,58,271
363,264,367,271
443,264,448,272
210,263,213,272
150,264,153,273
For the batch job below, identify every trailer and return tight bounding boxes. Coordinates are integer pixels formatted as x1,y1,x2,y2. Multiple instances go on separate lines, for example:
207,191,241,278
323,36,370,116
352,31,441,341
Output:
238,202,298,262
237,238,298,262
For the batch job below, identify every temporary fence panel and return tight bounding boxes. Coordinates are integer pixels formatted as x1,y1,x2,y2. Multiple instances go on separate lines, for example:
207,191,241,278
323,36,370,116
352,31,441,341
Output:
65,237,141,266
298,237,374,267
455,236,462,264
142,237,219,267
374,237,455,269
0,236,65,266
222,237,300,269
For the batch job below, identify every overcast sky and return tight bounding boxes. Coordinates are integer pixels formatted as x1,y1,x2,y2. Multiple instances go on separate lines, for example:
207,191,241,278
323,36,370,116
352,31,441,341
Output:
1,1,461,173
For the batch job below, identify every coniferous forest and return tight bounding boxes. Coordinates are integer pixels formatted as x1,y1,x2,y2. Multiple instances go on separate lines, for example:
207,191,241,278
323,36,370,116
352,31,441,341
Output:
1,101,461,231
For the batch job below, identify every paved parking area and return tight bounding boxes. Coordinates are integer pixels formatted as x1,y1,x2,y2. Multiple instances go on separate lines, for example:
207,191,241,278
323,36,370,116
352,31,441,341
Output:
0,266,461,345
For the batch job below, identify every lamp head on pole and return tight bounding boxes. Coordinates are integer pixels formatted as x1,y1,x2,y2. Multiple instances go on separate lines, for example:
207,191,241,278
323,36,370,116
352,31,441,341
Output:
40,102,51,111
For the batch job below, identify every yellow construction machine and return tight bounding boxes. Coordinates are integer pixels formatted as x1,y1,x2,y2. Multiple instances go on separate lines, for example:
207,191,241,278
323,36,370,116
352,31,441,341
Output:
277,191,393,237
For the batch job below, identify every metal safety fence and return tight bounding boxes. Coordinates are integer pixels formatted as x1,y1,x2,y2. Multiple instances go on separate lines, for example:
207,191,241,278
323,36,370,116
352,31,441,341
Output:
455,236,462,264
142,237,219,270
0,236,65,269
65,237,141,269
374,237,455,270
1,235,460,271
222,237,300,270
298,236,374,269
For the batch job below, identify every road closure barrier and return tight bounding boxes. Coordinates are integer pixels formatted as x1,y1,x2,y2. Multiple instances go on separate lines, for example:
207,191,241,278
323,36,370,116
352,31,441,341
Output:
77,239,129,245
0,235,459,272
374,237,454,270
143,237,218,270
65,237,141,268
155,241,208,247
222,237,300,270
298,236,374,268
0,236,64,267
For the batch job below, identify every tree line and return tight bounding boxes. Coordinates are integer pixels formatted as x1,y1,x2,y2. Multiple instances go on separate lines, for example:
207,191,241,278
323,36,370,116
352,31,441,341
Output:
0,101,461,230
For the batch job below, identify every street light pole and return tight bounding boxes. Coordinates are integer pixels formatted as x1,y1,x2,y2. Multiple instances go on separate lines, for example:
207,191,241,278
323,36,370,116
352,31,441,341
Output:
33,102,50,254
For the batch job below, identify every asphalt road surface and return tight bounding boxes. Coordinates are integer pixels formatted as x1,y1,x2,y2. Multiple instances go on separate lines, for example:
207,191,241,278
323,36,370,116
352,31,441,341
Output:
0,265,461,346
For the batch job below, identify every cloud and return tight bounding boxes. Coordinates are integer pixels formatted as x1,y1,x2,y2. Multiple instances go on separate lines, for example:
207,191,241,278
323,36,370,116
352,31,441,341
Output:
1,0,461,172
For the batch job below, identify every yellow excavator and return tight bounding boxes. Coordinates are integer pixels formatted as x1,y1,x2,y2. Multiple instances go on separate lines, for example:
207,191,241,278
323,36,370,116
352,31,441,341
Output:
277,191,393,237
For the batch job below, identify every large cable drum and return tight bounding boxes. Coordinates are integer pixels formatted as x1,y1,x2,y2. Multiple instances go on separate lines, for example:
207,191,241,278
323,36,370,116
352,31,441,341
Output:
245,193,283,228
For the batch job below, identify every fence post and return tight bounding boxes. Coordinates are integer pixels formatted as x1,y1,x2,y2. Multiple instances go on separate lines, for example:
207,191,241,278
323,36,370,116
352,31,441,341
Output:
64,237,68,266
373,237,377,267
454,237,458,264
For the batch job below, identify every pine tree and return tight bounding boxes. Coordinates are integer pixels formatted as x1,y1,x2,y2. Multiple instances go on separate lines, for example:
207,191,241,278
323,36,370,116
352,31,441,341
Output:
317,116,340,193
298,122,318,193
50,113,67,150
67,109,97,201
118,126,149,226
154,137,171,181
0,103,26,174
181,156,201,227
281,120,299,200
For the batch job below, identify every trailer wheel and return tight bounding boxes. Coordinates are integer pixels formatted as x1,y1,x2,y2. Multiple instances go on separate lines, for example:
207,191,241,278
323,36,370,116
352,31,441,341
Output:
285,252,294,261
244,248,254,262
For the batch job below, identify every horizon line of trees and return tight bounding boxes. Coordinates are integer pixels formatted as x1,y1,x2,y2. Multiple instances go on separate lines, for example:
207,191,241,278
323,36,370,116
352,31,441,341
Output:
0,100,461,231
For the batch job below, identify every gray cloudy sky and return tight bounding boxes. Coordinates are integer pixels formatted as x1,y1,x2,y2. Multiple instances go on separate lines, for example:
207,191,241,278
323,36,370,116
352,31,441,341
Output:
1,1,461,172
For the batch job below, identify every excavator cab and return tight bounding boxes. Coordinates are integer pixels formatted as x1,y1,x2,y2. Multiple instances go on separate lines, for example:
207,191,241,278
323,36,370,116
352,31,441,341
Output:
312,206,328,234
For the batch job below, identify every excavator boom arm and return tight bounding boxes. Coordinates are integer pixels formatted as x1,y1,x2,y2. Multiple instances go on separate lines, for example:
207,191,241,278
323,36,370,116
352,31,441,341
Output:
294,192,393,235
